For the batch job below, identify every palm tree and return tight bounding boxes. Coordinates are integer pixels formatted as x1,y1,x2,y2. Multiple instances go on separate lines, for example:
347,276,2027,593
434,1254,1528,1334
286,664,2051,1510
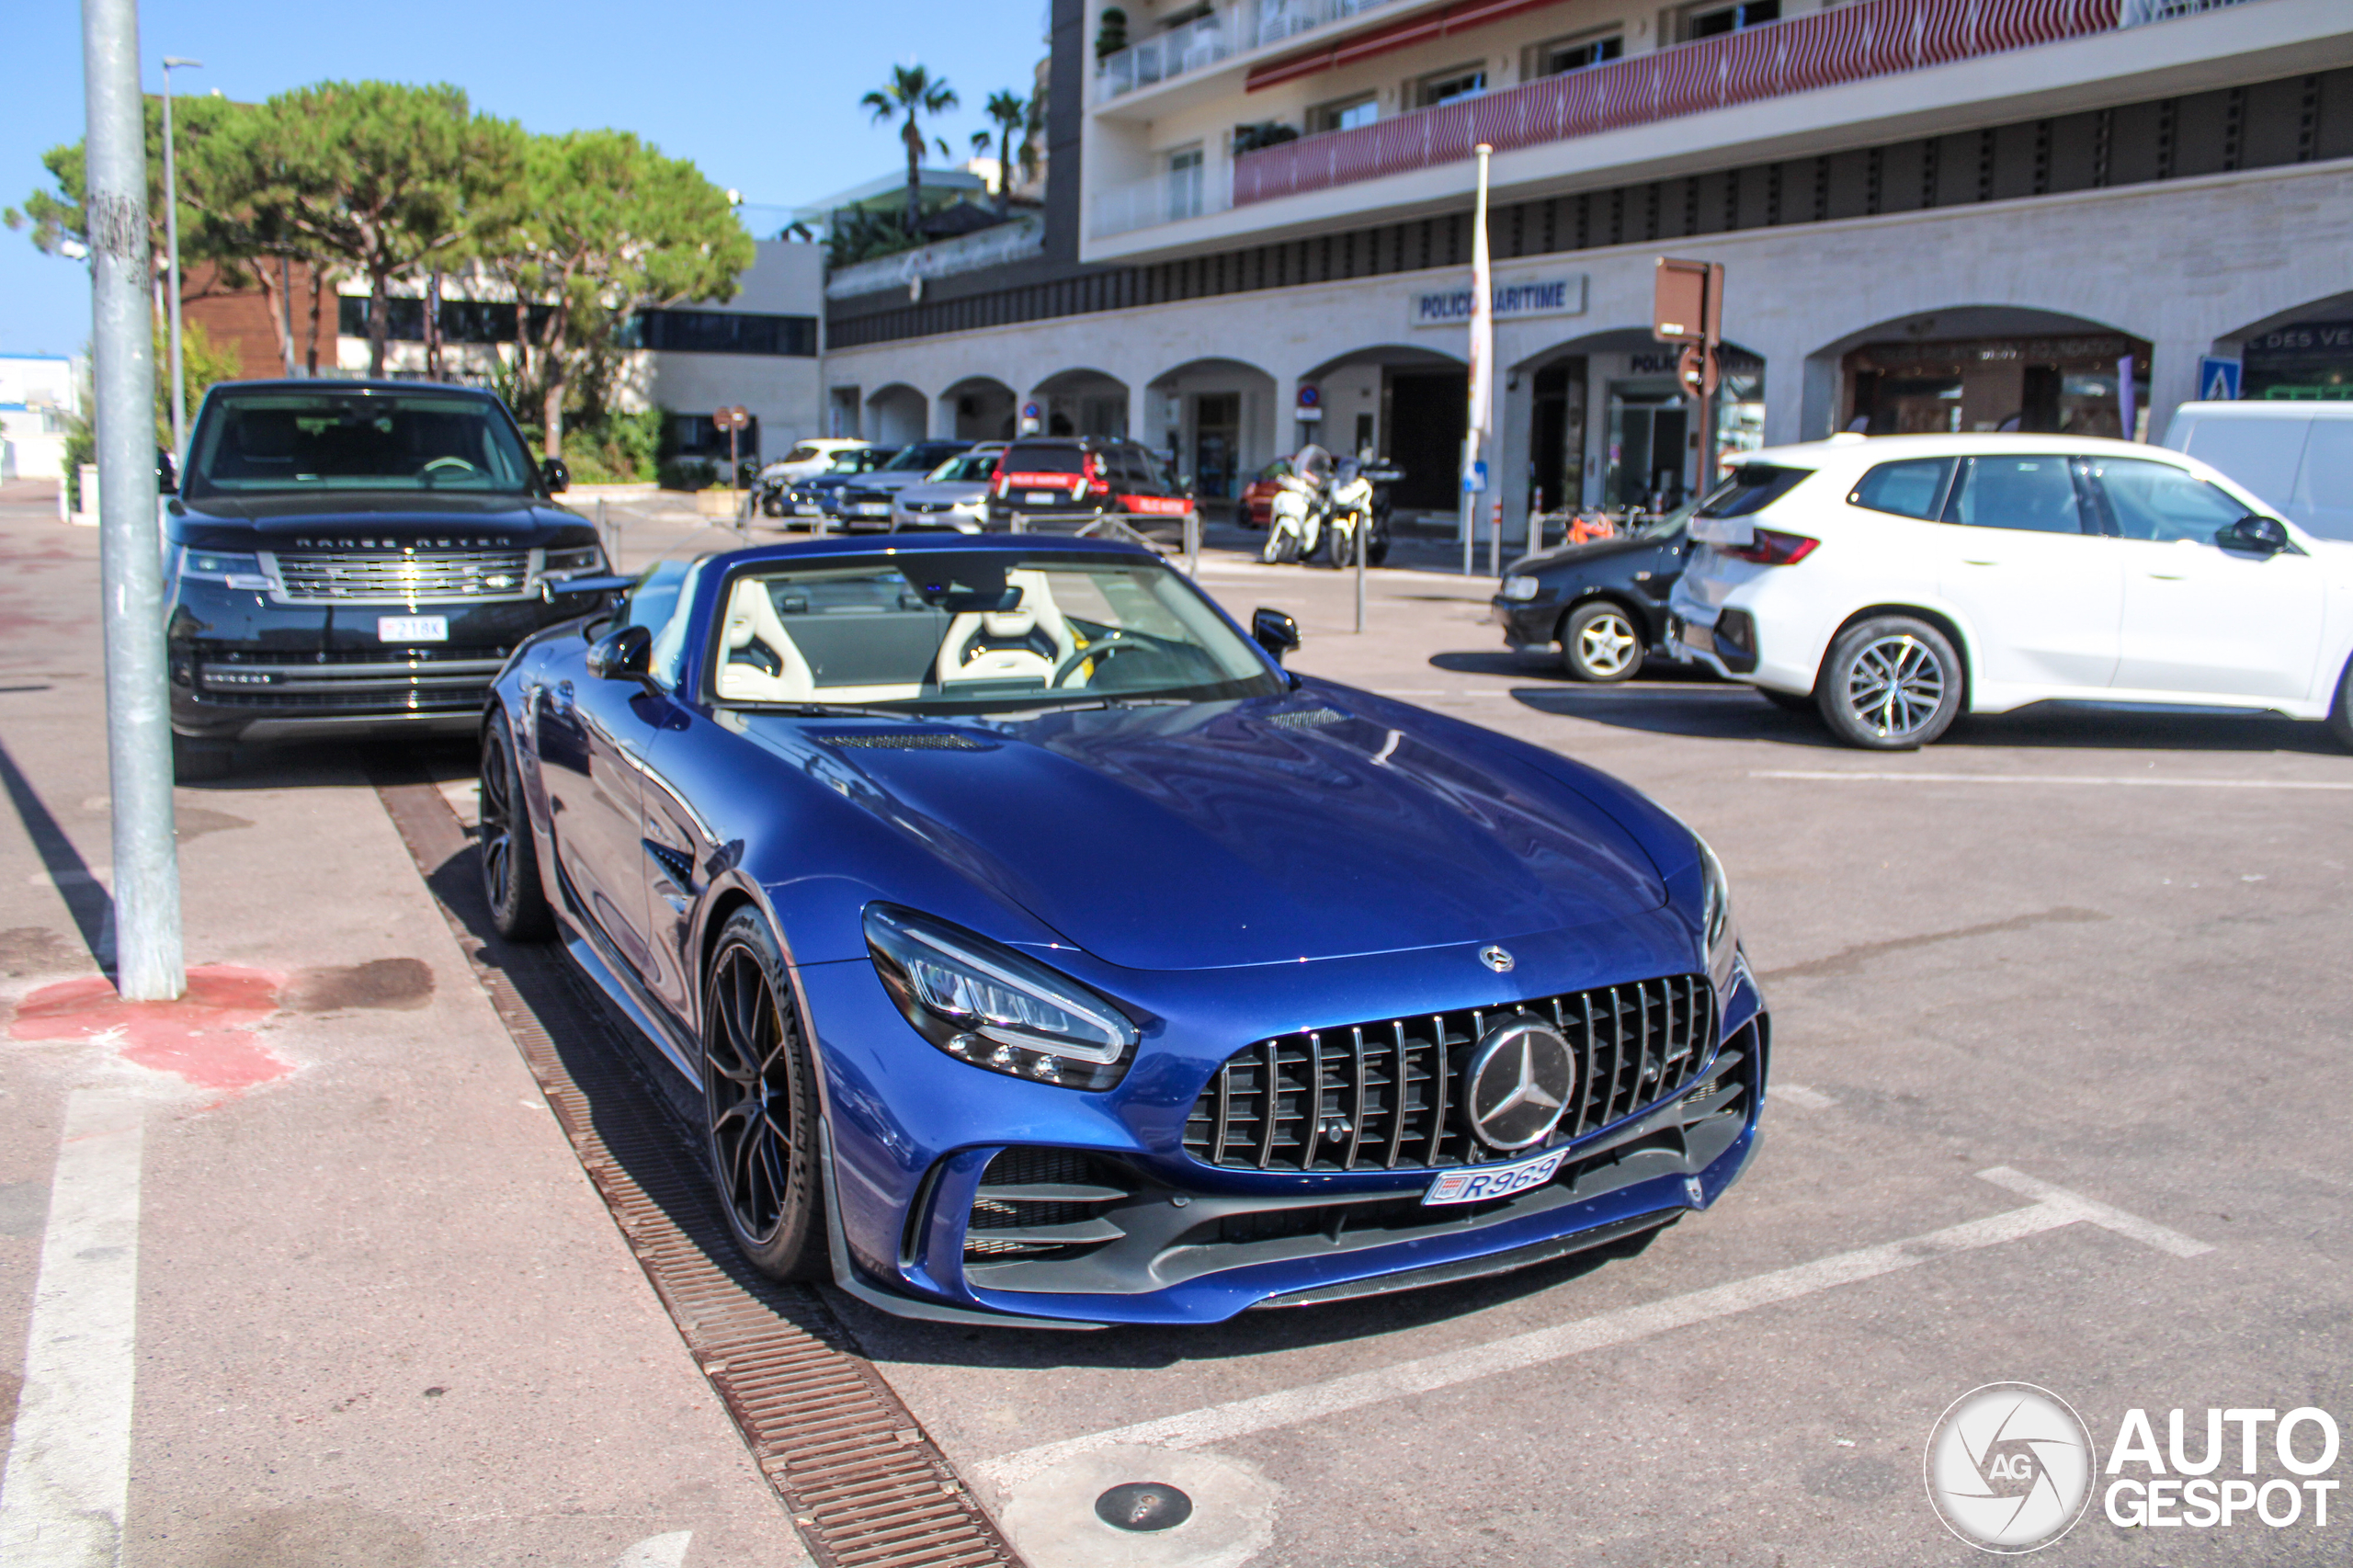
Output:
972,90,1030,216
862,65,959,237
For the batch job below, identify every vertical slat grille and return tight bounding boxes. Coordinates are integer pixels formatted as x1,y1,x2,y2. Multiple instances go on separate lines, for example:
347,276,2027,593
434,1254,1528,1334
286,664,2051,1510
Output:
1182,974,1714,1173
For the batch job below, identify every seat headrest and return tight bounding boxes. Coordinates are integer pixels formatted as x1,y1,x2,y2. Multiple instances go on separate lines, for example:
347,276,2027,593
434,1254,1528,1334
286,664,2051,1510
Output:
982,608,1038,638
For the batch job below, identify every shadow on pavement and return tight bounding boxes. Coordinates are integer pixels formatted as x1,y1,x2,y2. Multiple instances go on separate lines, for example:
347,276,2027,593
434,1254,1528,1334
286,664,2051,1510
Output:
0,735,113,971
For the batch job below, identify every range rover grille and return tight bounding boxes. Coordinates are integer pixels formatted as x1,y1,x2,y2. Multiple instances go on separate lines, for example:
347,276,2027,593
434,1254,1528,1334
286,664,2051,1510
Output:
1183,974,1714,1173
265,549,535,603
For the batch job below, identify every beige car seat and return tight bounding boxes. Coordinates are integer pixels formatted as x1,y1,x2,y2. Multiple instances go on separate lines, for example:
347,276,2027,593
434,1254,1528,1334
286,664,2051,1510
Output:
934,570,1078,687
715,577,816,701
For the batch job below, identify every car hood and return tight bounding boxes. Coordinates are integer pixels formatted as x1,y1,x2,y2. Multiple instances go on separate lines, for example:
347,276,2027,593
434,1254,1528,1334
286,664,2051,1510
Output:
895,482,989,505
748,694,1666,971
167,490,586,545
1514,528,1677,575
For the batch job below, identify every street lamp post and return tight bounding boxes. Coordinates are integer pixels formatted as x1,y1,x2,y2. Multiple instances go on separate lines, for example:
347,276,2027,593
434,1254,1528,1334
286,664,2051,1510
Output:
161,54,202,456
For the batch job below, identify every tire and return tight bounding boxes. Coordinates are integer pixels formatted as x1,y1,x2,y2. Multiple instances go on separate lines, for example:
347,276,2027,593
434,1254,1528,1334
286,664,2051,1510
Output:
1758,688,1815,714
1273,530,1300,564
479,709,553,941
170,732,233,781
2328,653,2353,753
1561,601,1645,683
1324,517,1355,569
1816,615,1963,750
701,910,828,1282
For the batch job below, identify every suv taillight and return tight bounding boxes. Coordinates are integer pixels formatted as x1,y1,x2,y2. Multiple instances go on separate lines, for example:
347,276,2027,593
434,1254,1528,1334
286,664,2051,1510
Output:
1722,528,1818,566
1082,452,1108,497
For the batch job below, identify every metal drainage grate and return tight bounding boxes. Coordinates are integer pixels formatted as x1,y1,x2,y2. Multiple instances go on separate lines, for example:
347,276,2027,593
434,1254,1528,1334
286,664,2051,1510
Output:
372,767,1025,1568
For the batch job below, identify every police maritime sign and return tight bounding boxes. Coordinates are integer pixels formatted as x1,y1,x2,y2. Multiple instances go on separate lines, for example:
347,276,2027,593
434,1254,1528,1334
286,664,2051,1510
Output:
1408,275,1587,329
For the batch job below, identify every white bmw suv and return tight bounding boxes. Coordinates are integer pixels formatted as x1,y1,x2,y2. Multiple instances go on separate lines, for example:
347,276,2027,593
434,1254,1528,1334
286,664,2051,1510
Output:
1667,434,2353,750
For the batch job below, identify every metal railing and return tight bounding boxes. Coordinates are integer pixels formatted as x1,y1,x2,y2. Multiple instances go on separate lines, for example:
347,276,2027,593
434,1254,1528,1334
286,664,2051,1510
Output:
2121,0,2267,20
1091,162,1234,238
824,217,1046,299
1093,0,1405,103
1224,0,2126,210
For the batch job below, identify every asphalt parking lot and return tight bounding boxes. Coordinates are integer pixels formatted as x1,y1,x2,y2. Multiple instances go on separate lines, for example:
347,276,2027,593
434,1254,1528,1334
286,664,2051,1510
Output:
4,485,2347,1566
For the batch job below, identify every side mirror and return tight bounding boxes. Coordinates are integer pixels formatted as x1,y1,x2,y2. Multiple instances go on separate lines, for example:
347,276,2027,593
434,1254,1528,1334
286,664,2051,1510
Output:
541,573,635,605
585,622,654,683
541,456,571,494
156,448,178,494
2218,515,2289,555
1251,607,1302,663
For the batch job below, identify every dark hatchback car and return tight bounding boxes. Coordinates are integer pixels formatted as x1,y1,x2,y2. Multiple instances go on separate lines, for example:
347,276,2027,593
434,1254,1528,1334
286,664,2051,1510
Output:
1492,511,1695,682
831,440,974,530
984,437,1196,533
776,447,900,524
165,380,609,776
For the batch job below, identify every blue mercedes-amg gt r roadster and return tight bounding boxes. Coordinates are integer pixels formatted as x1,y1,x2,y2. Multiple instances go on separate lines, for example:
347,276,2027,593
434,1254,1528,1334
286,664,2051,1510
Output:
479,533,1768,1326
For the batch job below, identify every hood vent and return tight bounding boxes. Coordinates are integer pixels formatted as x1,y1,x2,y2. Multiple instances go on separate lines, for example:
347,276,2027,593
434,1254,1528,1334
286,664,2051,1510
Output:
1268,707,1347,730
815,732,991,751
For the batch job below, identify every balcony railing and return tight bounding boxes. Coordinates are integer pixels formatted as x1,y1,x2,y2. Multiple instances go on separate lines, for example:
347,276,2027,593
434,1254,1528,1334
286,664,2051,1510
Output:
1230,0,2125,209
1093,163,1235,238
1094,0,1405,102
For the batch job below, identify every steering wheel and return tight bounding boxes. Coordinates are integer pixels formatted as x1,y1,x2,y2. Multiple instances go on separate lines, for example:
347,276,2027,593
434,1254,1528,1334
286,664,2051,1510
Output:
421,456,478,476
1051,633,1142,687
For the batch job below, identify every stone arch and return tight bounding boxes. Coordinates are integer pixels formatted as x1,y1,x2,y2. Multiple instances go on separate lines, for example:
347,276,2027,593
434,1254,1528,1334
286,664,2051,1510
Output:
938,376,1018,441
863,383,928,447
1027,368,1131,439
1802,306,2149,441
1143,357,1280,503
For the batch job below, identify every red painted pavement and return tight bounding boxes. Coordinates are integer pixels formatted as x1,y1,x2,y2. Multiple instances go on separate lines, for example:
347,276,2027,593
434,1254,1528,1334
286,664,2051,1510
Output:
9,965,293,1091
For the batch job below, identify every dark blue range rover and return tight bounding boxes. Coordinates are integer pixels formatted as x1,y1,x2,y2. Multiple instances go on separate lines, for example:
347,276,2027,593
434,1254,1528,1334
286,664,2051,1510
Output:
165,381,611,775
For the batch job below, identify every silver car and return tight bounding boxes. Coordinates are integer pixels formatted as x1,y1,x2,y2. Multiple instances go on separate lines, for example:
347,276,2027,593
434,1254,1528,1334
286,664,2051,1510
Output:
888,445,1006,532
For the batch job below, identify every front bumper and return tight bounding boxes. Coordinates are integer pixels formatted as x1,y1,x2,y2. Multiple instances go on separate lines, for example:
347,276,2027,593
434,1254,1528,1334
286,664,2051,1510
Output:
167,579,591,744
1492,596,1562,649
804,929,1770,1326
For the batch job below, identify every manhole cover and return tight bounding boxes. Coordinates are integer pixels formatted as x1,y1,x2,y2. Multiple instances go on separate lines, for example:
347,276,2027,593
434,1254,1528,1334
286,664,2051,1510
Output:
1096,1482,1194,1532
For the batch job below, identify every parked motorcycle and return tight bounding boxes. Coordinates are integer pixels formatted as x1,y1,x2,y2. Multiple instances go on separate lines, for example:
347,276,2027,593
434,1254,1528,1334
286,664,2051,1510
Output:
1261,445,1333,564
1320,457,1394,567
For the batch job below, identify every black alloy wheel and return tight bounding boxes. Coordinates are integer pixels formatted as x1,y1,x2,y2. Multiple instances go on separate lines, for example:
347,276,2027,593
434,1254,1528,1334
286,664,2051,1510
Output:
1817,615,1963,750
701,911,826,1281
1561,600,1644,683
479,709,553,940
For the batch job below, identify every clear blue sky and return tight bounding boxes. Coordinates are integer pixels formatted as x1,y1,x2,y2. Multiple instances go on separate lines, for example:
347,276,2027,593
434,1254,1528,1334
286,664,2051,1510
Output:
3,0,1049,358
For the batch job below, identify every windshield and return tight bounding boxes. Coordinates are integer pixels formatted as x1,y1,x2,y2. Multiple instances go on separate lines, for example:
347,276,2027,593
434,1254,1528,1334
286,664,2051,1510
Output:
883,444,963,472
931,453,998,483
706,551,1282,714
186,389,538,498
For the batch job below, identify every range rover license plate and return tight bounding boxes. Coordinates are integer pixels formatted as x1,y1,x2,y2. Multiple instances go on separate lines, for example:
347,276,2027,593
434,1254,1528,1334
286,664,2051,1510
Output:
377,616,448,642
1422,1146,1569,1206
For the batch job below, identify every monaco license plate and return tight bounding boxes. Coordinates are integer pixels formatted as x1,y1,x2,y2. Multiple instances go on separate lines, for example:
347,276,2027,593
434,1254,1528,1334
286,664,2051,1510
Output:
796,503,825,517
853,502,890,516
377,615,448,642
1423,1146,1569,1207
1024,490,1058,505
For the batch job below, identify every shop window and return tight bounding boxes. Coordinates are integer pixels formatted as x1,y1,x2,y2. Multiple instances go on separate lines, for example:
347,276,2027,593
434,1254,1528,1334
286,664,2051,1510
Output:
1679,1,1780,40
1526,29,1622,79
1415,66,1486,110
2242,318,2353,401
1308,94,1378,134
1848,458,1958,520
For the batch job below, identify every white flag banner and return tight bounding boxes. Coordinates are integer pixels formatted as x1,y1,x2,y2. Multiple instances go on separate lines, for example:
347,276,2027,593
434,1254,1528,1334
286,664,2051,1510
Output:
1467,147,1495,443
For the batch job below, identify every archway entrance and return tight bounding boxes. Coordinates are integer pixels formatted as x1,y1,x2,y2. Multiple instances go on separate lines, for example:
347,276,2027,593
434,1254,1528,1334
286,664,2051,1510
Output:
1301,346,1466,514
864,384,927,447
1511,329,1766,513
1145,358,1278,502
1029,369,1129,439
941,377,1017,441
1817,308,2150,439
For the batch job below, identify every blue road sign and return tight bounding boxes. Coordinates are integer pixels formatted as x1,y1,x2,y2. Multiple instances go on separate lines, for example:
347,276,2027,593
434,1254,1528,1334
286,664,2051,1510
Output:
1462,461,1488,494
2196,357,2242,402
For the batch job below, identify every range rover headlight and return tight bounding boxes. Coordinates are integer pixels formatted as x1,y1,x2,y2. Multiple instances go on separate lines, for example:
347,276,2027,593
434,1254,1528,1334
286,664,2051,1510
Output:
176,548,275,591
864,904,1138,1090
540,544,608,578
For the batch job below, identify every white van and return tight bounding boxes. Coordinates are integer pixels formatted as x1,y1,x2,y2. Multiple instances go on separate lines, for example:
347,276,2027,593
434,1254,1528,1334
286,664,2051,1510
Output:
2162,401,2353,541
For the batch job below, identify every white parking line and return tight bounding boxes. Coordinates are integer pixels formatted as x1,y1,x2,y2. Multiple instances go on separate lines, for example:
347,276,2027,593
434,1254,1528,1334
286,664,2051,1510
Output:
1754,769,2353,790
0,1090,145,1568
974,1168,2209,1493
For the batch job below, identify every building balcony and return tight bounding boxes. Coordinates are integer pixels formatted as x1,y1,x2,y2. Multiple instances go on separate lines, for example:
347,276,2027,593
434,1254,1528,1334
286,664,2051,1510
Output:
1093,165,1237,239
1093,0,1421,110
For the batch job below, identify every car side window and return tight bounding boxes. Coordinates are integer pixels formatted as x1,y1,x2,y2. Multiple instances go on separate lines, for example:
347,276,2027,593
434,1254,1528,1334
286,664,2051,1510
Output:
2086,458,2252,545
1942,456,2089,534
1848,458,1956,519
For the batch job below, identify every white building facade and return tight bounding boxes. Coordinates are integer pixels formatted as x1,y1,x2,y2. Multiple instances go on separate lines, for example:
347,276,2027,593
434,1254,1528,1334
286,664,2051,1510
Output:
0,354,79,482
822,0,2353,537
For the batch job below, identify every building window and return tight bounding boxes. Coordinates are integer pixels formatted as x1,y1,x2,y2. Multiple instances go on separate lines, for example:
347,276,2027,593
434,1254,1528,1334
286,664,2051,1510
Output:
1680,0,1780,40
1415,65,1487,109
1166,145,1206,222
1308,94,1378,134
1526,29,1623,78
629,310,817,357
337,297,554,344
667,412,761,459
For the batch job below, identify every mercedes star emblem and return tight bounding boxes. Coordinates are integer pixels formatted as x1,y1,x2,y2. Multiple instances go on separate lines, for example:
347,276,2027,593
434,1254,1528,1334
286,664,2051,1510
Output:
1463,1017,1577,1151
1479,945,1515,972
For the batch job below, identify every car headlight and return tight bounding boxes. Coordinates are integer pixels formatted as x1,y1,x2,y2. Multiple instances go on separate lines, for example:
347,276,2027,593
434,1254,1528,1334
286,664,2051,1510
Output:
540,544,608,578
864,904,1139,1090
176,548,275,591
1695,834,1739,992
1502,574,1541,601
